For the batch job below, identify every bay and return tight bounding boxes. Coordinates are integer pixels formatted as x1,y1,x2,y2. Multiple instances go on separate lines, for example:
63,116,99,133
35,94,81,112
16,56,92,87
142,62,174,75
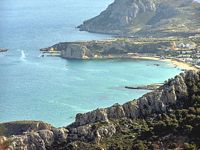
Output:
0,0,182,127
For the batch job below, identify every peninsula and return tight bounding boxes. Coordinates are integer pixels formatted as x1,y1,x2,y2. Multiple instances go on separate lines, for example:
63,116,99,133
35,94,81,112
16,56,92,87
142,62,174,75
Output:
41,36,200,70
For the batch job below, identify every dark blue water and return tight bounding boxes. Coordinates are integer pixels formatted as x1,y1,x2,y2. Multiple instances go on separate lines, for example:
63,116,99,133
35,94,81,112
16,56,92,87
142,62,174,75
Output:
0,0,182,127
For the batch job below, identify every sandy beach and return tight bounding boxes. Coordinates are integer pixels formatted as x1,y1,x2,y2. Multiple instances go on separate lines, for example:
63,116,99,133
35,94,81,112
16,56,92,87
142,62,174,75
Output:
129,55,199,71
93,55,199,71
165,59,199,71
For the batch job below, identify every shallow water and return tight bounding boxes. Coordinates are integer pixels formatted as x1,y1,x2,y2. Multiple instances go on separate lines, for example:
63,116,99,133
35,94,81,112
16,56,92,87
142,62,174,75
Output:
0,0,182,127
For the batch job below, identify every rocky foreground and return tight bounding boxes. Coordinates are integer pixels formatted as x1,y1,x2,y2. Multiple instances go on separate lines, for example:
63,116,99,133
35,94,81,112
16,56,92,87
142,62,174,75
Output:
1,70,200,149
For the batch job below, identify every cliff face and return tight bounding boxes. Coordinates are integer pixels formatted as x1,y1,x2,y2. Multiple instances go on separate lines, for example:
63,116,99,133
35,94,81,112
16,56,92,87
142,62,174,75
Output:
1,71,200,149
78,0,200,37
79,0,157,34
61,44,92,59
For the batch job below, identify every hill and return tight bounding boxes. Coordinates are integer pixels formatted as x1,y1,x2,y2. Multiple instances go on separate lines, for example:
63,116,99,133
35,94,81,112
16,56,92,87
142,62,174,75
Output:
78,0,200,37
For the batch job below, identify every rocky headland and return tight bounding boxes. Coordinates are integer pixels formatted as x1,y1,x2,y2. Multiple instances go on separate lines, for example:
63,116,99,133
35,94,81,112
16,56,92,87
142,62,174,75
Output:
1,70,200,149
78,0,200,37
40,36,200,71
40,38,169,59
41,37,199,59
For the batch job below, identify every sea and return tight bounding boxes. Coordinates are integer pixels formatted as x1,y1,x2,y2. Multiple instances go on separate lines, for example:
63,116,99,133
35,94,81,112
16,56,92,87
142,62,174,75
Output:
0,0,182,127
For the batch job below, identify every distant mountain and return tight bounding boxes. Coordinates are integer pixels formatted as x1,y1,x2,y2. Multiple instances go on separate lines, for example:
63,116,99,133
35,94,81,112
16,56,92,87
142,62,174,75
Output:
78,0,200,37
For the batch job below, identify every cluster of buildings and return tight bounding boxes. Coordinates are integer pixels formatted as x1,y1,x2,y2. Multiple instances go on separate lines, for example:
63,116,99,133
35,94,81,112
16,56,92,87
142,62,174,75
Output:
170,42,200,68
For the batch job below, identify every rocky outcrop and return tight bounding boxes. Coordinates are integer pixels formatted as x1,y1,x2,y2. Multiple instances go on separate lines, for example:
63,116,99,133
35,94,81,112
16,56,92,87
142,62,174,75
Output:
41,42,94,59
0,121,53,137
78,0,200,37
67,123,116,143
40,42,92,59
0,121,68,150
61,44,90,59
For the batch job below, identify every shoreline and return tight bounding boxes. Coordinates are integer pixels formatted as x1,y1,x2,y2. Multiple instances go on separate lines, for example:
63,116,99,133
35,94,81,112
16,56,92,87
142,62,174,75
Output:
127,55,199,71
91,55,199,71
44,50,199,71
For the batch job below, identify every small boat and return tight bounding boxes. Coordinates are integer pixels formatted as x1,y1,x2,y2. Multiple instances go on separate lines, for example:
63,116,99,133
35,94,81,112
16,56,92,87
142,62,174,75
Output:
0,48,8,52
154,64,160,66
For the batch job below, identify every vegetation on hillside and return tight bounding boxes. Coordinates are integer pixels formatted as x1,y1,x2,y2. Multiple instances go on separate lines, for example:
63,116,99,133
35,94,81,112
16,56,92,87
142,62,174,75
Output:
67,72,200,150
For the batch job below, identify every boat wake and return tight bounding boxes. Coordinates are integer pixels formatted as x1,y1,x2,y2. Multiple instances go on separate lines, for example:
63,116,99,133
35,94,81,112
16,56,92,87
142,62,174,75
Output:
20,50,26,61
38,54,44,58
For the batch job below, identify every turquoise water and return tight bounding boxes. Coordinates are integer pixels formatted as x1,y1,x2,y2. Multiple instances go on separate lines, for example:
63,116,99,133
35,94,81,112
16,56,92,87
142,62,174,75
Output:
0,0,182,127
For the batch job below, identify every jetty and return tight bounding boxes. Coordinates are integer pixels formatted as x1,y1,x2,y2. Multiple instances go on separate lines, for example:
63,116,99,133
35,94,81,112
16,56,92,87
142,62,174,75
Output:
40,48,61,57
125,83,163,90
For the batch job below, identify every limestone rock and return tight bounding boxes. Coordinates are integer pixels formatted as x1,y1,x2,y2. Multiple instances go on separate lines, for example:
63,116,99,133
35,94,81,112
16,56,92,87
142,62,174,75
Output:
0,125,68,150
61,44,92,59
52,128,68,143
75,108,109,126
37,130,54,148
68,123,116,142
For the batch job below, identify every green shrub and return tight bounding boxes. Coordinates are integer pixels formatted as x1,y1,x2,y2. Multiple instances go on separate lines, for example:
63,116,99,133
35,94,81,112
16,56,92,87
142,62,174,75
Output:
132,141,145,150
183,143,197,150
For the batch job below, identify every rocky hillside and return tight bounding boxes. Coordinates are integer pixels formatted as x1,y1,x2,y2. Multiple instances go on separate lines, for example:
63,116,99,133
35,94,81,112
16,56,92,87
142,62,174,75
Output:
78,0,200,37
1,71,200,149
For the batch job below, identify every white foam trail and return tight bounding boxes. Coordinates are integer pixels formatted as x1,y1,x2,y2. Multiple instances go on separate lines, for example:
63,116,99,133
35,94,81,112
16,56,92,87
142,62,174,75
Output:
20,50,26,61
38,53,45,58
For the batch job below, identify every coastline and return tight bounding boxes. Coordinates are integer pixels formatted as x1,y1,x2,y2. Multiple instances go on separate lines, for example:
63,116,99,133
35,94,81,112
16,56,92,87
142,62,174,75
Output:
90,55,199,71
43,47,199,71
128,55,199,71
